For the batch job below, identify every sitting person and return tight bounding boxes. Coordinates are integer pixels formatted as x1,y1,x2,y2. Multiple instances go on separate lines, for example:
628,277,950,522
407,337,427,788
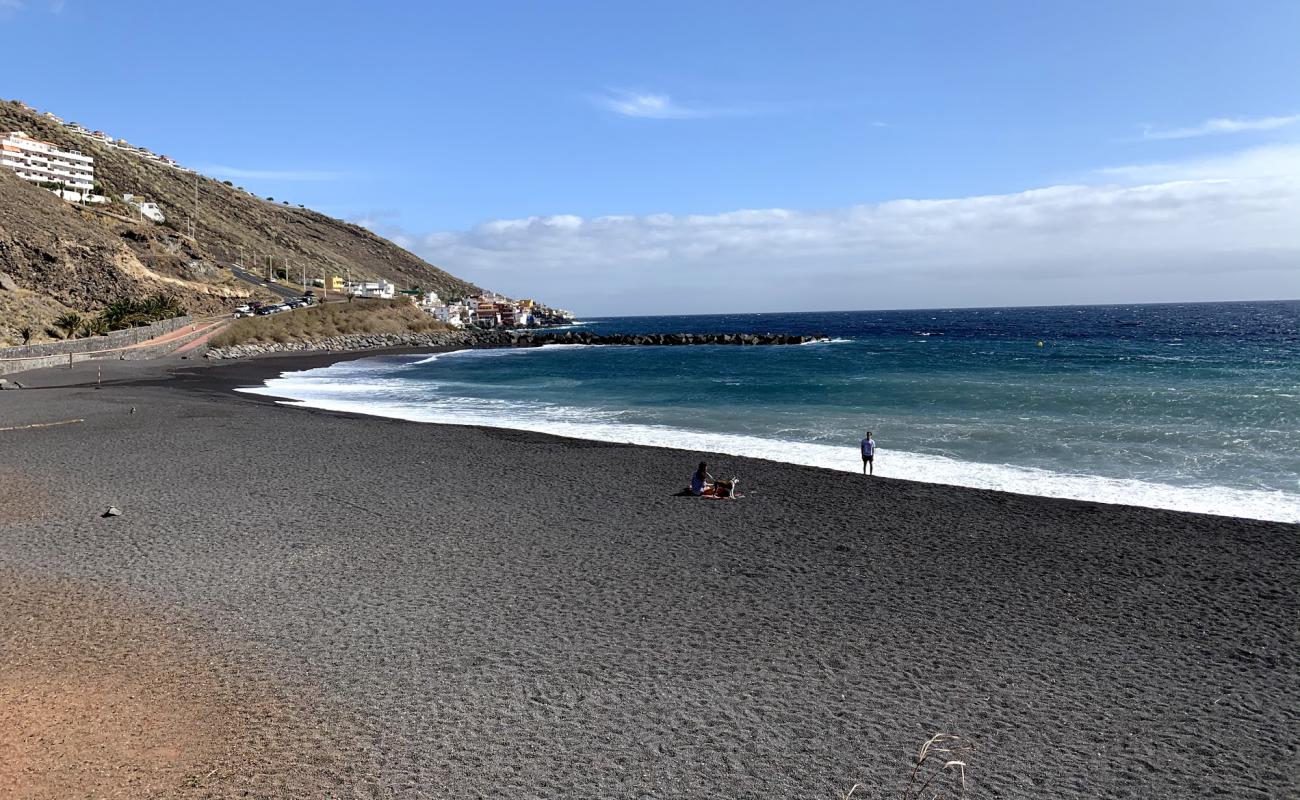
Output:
690,462,715,496
689,463,740,498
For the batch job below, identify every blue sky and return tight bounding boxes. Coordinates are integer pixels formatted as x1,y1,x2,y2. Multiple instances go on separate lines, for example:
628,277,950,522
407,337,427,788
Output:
4,0,1299,313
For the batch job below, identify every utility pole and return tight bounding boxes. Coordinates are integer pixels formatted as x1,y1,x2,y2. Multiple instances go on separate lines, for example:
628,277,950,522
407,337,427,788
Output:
189,173,199,241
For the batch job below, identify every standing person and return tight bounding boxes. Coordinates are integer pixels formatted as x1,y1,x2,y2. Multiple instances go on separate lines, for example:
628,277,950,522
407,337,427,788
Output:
860,432,876,476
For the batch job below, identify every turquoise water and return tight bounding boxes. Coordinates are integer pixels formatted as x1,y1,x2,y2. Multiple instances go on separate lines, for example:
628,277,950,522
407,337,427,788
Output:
245,301,1300,522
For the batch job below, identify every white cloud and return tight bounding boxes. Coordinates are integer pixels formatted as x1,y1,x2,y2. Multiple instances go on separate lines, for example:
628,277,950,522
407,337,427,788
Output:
197,164,344,181
399,144,1300,314
1140,114,1300,140
595,90,730,119
1097,142,1300,183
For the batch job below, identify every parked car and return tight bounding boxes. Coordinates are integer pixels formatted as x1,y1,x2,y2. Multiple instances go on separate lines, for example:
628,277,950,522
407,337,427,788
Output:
233,304,253,317
255,305,278,316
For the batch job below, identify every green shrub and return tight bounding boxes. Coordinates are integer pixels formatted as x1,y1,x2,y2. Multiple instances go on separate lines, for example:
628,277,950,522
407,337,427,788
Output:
95,294,186,331
79,318,109,338
54,312,82,339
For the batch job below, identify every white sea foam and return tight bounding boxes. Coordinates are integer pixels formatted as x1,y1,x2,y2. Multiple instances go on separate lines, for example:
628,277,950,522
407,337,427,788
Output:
241,371,1300,524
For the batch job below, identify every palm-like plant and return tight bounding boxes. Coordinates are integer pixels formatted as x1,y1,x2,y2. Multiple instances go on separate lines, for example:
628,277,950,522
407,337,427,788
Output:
80,317,109,338
54,312,83,339
97,294,186,331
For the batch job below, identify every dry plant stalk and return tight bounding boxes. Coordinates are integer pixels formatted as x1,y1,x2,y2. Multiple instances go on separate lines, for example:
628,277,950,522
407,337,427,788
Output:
904,733,970,800
840,732,972,800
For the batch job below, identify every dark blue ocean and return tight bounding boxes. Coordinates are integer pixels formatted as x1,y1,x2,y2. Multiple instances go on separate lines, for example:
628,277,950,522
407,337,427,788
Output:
246,300,1300,522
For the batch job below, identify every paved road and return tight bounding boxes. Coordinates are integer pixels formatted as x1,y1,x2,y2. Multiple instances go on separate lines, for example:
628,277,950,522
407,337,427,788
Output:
222,263,306,300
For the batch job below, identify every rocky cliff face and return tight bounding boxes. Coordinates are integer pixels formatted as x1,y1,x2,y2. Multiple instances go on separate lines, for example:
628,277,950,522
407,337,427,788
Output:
0,99,484,345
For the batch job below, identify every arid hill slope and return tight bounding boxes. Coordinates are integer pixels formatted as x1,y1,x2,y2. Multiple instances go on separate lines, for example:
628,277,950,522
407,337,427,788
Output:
0,99,483,345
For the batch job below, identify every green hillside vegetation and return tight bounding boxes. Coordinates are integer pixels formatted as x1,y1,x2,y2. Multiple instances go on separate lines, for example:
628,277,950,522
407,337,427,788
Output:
209,299,451,348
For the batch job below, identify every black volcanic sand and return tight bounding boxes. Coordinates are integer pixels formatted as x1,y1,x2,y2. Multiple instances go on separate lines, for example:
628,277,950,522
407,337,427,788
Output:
1,354,1296,799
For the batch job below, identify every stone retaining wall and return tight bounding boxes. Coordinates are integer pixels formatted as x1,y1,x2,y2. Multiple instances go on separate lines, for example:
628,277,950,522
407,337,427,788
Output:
0,317,209,376
0,315,193,359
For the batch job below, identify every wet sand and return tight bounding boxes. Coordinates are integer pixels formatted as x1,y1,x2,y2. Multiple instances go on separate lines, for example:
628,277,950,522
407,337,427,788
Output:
1,353,1296,798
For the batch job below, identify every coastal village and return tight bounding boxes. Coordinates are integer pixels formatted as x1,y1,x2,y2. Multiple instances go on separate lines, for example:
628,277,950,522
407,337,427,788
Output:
302,274,573,328
337,284,574,329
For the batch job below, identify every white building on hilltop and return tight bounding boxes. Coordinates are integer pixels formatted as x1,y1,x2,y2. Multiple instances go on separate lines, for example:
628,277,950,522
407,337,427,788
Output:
1,131,97,200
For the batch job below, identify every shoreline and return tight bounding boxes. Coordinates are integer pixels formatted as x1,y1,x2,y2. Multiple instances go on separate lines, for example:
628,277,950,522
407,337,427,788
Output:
199,346,1300,525
2,352,1296,797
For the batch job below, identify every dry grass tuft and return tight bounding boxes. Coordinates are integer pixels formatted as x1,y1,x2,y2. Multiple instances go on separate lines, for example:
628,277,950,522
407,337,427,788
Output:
842,732,973,800
209,299,449,348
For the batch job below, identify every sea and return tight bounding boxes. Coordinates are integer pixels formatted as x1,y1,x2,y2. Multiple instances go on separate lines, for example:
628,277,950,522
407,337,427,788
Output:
242,300,1300,523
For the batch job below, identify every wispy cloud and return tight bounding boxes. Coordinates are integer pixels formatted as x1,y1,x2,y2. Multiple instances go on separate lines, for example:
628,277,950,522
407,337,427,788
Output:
196,164,345,181
1098,142,1300,183
595,90,737,120
1139,114,1300,140
0,0,66,12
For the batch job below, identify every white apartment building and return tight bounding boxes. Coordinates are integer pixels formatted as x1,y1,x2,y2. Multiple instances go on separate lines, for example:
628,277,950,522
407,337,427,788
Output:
345,280,396,299
1,131,94,194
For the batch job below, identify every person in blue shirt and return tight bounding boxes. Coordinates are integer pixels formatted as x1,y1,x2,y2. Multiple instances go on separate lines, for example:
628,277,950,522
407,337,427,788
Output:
690,462,715,496
860,432,876,476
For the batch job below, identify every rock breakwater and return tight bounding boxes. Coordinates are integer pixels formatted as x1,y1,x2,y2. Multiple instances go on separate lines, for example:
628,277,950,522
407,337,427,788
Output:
205,329,825,360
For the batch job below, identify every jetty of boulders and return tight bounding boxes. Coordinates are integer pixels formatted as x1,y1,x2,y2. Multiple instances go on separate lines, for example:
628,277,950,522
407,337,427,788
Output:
204,329,827,360
478,330,826,347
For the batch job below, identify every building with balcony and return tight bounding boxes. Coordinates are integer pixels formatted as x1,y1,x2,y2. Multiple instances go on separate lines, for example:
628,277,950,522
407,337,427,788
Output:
345,280,396,299
1,131,95,196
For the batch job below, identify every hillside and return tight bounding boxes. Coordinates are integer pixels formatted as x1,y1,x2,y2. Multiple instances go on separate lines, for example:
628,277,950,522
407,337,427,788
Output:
0,99,483,346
